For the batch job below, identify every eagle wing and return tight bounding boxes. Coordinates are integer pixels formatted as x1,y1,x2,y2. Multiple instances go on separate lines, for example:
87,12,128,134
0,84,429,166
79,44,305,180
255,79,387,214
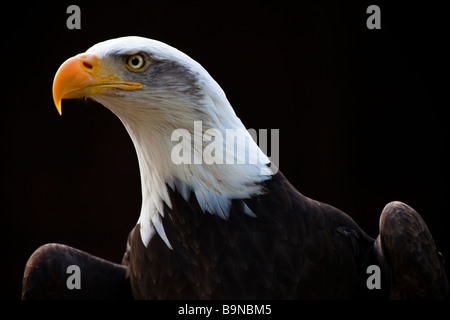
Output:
22,243,132,299
375,201,448,299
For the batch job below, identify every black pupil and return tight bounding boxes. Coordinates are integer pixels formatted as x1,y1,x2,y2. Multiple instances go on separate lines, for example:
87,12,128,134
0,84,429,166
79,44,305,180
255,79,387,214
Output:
131,56,141,67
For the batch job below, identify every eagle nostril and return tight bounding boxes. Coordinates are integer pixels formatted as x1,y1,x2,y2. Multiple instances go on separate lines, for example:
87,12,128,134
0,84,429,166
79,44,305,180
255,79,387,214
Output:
82,61,93,69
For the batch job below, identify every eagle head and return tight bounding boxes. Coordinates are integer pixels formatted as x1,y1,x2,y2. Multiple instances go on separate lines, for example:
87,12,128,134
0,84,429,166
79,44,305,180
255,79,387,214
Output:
52,36,273,248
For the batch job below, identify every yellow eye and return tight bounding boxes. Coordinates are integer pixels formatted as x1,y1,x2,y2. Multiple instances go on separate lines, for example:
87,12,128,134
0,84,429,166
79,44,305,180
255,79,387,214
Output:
126,53,147,70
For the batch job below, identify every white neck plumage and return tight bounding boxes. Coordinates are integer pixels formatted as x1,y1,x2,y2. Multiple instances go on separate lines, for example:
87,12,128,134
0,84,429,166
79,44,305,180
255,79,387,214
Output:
93,73,273,248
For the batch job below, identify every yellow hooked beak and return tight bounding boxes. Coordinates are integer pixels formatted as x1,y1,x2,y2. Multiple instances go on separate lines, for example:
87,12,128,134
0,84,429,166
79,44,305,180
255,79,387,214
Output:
52,53,143,115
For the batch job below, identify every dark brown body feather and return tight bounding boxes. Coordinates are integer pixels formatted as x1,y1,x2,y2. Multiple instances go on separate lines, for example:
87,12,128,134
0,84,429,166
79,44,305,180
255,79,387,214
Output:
22,172,448,299
124,171,381,299
375,201,448,299
22,243,132,300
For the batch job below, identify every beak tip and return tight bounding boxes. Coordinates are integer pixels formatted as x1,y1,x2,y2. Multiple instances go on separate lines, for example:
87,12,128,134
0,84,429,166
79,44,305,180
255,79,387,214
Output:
53,80,62,115
54,97,62,115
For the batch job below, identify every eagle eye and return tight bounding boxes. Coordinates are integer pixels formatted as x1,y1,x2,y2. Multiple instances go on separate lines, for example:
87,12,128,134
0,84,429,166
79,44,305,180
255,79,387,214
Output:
125,53,147,71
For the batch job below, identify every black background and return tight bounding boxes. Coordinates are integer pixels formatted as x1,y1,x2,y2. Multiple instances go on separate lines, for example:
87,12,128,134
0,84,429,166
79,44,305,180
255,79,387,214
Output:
1,1,448,300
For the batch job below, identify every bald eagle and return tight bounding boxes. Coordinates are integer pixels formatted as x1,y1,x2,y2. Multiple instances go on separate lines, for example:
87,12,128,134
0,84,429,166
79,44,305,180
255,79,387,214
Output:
22,36,448,299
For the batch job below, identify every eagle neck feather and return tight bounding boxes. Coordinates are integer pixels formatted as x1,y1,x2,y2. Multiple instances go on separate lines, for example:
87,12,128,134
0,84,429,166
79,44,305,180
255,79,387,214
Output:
94,78,272,248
